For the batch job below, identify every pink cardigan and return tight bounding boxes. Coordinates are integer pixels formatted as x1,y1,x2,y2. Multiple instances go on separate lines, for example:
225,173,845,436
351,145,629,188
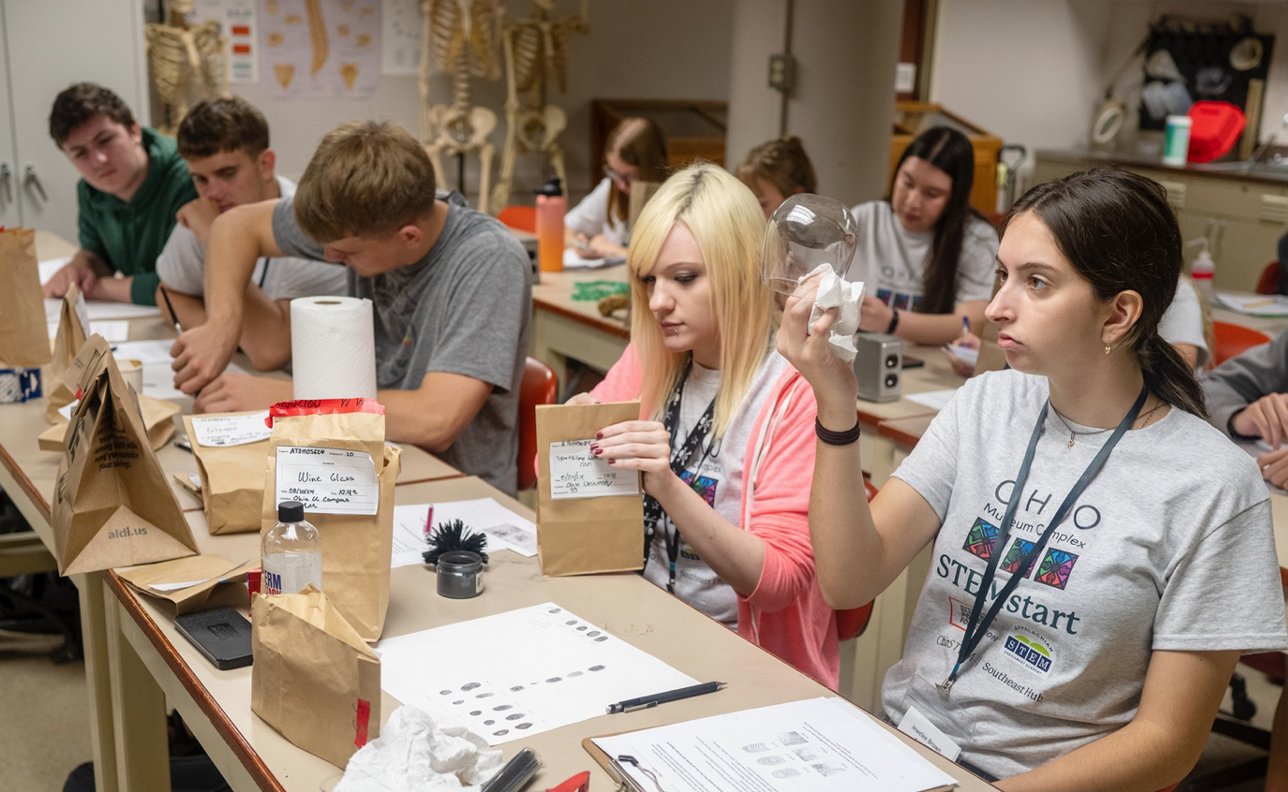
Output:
588,344,839,688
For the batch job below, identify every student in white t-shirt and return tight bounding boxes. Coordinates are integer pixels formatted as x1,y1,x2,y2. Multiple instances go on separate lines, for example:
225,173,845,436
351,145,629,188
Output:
781,167,1287,787
156,96,346,370
564,164,837,688
847,126,998,346
564,117,668,260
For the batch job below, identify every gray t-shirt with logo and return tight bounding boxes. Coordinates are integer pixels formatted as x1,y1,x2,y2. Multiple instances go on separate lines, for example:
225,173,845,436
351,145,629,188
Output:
272,191,531,494
887,369,1287,778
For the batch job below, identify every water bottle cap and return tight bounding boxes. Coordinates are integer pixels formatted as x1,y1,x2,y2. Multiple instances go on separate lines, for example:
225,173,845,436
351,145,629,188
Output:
278,501,304,522
534,177,563,197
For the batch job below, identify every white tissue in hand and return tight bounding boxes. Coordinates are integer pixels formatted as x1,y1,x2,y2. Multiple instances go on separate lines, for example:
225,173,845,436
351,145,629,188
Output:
804,264,865,362
336,705,504,791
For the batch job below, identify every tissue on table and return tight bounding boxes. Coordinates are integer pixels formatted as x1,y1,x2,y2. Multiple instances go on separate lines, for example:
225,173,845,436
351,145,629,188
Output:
336,705,504,792
803,263,866,362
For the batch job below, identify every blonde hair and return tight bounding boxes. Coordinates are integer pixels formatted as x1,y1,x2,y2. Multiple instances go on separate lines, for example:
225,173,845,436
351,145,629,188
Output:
294,120,437,242
627,162,771,437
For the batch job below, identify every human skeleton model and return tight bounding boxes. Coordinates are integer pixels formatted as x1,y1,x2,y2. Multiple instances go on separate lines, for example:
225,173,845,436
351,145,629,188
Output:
145,0,228,135
420,0,502,210
489,0,588,215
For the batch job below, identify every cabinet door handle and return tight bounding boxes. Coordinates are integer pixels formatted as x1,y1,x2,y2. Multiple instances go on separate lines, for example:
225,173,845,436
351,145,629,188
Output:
24,164,47,201
0,163,11,203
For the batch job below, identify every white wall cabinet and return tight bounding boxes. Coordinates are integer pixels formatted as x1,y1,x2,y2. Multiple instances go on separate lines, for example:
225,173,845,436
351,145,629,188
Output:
0,0,148,241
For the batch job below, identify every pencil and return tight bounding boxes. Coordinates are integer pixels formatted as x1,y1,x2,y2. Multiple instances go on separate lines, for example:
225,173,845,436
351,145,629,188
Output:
158,285,183,335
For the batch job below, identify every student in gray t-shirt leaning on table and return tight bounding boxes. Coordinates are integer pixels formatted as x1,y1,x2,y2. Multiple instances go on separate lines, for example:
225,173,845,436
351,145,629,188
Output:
168,120,531,494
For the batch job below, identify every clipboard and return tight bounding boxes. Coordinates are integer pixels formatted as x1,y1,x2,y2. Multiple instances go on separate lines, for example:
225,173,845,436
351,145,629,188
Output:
581,733,645,792
579,700,963,792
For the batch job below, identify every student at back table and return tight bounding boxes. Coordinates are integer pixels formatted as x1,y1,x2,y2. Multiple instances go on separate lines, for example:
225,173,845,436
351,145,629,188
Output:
156,95,347,369
169,121,531,494
736,135,817,219
44,82,197,305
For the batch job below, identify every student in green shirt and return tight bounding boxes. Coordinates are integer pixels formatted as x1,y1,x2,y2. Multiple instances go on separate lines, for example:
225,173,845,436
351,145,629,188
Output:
44,82,196,306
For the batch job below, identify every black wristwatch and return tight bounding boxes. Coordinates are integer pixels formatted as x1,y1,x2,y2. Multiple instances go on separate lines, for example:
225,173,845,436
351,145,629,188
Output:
886,307,900,335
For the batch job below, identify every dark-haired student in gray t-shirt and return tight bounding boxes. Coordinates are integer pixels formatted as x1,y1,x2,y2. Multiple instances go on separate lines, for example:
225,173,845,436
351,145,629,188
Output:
270,190,531,493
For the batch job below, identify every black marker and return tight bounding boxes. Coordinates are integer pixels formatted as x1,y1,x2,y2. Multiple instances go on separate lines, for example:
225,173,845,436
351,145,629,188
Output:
607,681,726,714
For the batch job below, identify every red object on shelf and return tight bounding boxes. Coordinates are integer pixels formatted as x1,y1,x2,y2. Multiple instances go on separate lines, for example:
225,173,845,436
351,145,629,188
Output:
1187,101,1246,163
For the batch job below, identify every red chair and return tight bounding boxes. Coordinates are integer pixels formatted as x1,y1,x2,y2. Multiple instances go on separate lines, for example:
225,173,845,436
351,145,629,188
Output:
1212,321,1271,367
498,205,537,234
1256,260,1280,295
835,478,879,641
517,357,558,491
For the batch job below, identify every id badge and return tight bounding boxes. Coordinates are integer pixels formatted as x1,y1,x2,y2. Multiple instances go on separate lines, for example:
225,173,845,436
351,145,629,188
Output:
896,670,973,761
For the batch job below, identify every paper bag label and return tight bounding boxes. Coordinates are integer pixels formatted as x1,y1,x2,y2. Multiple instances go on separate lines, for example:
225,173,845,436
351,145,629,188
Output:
549,439,640,499
274,446,378,515
190,411,272,447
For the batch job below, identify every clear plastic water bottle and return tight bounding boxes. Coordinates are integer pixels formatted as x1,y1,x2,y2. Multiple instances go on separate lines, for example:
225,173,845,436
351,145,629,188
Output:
262,501,322,596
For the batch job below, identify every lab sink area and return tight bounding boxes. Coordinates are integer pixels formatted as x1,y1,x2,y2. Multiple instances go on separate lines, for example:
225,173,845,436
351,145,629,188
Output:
1035,148,1288,290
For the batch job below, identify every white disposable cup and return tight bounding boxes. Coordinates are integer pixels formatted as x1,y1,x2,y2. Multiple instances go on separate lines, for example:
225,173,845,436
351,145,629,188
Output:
118,358,144,394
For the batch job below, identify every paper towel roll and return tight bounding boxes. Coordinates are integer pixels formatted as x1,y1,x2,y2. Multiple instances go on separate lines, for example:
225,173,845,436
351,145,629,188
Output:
290,297,378,400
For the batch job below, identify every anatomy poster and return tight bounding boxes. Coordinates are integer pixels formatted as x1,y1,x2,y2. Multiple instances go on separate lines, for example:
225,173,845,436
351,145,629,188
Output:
259,0,381,99
381,0,421,76
192,0,259,83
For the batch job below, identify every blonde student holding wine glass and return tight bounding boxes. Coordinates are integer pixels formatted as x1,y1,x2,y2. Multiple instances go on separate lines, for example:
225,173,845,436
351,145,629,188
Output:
567,162,838,687
780,167,1286,789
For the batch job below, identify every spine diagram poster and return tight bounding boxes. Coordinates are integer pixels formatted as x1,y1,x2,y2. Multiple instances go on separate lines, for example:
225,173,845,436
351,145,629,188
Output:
259,0,381,99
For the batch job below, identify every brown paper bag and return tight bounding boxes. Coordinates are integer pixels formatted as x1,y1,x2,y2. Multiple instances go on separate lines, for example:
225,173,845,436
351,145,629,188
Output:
46,283,91,423
182,411,273,535
116,554,253,616
261,400,401,642
251,587,380,768
0,227,52,367
50,336,198,575
535,401,644,576
41,393,179,452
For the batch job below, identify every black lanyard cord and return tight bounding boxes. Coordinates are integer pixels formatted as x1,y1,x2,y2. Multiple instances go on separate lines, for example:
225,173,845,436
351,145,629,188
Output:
642,363,719,594
943,383,1149,694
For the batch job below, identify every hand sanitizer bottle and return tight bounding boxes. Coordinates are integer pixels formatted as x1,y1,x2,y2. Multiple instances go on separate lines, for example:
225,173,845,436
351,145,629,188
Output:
1190,243,1215,301
262,501,322,595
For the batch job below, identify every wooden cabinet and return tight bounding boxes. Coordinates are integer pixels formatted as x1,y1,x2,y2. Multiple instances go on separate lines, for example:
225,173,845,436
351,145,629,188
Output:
892,101,1001,217
0,0,149,239
1034,152,1288,291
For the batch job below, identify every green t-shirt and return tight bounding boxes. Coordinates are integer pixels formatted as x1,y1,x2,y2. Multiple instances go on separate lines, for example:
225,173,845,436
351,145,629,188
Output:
76,127,196,305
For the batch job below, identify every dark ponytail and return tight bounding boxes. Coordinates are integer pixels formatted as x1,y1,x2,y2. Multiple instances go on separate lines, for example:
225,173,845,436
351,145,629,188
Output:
890,126,978,315
1004,167,1207,417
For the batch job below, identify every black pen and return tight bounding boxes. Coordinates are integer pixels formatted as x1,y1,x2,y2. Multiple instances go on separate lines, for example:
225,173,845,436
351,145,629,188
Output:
158,285,183,335
607,681,726,714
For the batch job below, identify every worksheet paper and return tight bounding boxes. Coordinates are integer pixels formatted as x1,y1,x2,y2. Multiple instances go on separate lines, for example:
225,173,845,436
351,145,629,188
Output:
906,389,958,412
378,603,698,746
592,696,957,792
40,258,162,320
549,439,640,499
45,319,129,342
107,339,246,400
391,499,537,567
1214,292,1288,317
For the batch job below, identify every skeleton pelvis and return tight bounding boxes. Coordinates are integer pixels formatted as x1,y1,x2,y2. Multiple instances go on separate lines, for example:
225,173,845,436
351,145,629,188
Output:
517,105,566,150
427,104,497,151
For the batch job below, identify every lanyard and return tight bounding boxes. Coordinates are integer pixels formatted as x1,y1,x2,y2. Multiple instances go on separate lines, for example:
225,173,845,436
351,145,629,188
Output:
941,383,1148,695
642,364,718,594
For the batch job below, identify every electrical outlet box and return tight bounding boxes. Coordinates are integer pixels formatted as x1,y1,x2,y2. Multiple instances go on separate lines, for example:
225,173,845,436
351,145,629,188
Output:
769,54,794,92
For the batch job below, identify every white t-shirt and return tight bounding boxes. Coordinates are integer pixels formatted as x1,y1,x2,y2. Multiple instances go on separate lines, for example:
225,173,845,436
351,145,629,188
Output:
563,177,629,247
1157,276,1210,368
845,200,997,310
642,351,790,627
885,369,1287,778
155,176,348,301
